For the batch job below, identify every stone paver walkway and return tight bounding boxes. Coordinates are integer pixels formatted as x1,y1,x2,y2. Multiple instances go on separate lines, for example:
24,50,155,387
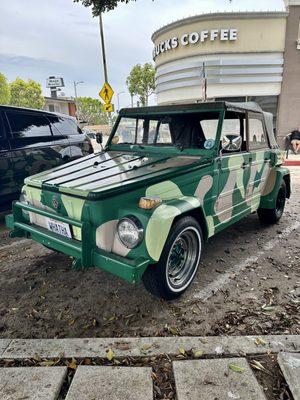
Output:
65,366,153,400
278,352,300,400
0,335,298,400
173,358,267,400
0,366,67,400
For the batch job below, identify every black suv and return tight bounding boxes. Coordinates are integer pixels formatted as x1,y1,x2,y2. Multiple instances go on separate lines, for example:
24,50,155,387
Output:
0,105,93,210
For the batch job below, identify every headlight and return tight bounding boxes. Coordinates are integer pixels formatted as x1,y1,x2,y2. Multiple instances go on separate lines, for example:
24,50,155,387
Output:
117,216,143,249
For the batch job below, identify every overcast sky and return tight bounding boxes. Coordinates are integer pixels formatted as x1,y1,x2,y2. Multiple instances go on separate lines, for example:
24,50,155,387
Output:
0,0,285,109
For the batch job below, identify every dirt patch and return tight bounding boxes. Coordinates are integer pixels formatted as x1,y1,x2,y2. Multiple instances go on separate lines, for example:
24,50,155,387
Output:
249,355,293,400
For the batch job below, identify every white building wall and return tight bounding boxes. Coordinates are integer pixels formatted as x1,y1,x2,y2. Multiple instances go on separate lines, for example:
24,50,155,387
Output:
156,52,284,104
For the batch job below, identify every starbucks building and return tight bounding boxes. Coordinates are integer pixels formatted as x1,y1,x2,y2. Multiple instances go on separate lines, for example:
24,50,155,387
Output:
151,0,300,145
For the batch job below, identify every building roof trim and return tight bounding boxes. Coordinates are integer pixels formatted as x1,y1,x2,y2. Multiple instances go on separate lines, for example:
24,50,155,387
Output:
44,96,76,103
152,11,288,42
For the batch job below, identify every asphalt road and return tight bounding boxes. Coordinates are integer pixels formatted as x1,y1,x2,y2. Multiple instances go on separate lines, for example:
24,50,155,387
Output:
0,167,299,339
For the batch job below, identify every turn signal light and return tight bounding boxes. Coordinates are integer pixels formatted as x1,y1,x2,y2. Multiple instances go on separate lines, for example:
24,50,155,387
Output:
138,197,162,210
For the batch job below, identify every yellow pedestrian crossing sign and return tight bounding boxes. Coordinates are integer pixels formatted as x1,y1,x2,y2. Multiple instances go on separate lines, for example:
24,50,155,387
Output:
103,103,114,113
99,82,114,104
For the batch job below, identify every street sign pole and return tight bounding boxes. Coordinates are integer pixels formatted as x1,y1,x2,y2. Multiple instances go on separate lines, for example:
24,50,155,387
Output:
99,13,112,126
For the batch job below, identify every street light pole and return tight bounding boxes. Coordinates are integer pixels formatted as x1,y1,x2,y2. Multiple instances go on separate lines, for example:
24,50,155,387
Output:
73,80,84,121
117,91,125,112
99,13,112,126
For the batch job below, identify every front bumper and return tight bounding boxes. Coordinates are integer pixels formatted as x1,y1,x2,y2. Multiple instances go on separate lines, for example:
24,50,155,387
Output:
6,201,150,284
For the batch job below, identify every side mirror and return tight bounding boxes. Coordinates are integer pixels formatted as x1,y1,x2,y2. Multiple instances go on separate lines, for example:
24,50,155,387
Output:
222,135,242,152
96,132,103,144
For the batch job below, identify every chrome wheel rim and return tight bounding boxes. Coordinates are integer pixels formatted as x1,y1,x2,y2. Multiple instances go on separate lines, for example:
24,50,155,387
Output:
166,227,201,292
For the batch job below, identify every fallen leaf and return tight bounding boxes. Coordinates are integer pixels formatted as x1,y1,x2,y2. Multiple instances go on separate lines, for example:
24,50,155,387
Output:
178,348,186,356
68,358,77,370
254,338,267,346
229,364,245,373
168,326,180,335
261,305,275,312
193,350,203,358
141,344,152,351
40,360,56,366
107,349,115,361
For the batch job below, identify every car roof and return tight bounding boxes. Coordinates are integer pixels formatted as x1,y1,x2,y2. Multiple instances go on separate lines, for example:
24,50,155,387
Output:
119,101,263,116
0,104,74,120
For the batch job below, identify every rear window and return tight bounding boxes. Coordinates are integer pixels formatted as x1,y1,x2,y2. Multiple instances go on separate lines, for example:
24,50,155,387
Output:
6,111,52,137
47,115,82,136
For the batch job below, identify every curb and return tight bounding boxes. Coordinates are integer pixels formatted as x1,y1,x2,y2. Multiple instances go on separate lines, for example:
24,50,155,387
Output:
1,334,299,359
283,160,300,166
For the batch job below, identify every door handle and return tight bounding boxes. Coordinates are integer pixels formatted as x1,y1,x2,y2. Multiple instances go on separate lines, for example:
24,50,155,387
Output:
0,151,9,158
241,162,249,169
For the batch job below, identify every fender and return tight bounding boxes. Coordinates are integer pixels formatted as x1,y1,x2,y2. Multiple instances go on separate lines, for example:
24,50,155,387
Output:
260,167,290,209
144,196,208,262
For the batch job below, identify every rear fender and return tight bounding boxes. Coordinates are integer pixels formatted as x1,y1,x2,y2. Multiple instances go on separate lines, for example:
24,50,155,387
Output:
260,167,291,209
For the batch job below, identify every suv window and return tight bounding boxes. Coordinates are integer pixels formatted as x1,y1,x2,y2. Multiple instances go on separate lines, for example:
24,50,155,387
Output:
47,115,81,136
6,111,52,138
248,114,268,149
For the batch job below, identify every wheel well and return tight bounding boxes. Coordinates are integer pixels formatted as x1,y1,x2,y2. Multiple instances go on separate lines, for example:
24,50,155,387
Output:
173,207,208,241
283,174,291,199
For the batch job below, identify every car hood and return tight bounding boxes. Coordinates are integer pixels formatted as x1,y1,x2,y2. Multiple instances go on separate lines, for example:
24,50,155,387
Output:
25,151,210,199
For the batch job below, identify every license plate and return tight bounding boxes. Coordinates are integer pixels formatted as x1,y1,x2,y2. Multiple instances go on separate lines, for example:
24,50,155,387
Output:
46,218,72,238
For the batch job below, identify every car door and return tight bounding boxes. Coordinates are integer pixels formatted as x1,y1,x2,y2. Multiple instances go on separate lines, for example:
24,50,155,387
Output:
5,109,64,194
246,112,272,211
215,111,251,229
0,109,14,209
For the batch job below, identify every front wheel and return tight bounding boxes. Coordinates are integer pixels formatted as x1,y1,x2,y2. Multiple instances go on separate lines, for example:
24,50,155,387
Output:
257,180,286,224
142,216,202,300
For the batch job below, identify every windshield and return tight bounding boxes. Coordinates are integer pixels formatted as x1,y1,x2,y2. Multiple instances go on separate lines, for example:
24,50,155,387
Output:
110,112,221,149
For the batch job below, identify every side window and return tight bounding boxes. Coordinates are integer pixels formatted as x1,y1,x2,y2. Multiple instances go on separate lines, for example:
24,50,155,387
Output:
0,113,4,138
147,120,158,144
6,111,52,138
48,115,81,136
248,115,268,149
200,114,246,148
137,119,148,143
200,120,218,140
219,112,246,153
157,122,172,144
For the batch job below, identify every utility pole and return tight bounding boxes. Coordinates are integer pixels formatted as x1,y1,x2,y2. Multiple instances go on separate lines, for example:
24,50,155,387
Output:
99,13,112,126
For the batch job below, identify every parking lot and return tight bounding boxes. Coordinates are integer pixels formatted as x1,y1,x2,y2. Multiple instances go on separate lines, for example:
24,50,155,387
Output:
0,167,299,340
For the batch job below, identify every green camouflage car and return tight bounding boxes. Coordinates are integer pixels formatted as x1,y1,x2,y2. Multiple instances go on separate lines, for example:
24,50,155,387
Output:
6,102,291,299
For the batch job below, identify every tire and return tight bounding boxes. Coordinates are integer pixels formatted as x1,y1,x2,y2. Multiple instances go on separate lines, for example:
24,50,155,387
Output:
257,180,286,224
142,216,203,300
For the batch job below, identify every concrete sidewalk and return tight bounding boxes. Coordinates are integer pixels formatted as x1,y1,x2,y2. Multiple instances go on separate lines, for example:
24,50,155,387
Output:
0,335,299,400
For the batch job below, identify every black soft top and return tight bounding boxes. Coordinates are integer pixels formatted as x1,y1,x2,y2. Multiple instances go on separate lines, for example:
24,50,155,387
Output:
119,101,277,148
